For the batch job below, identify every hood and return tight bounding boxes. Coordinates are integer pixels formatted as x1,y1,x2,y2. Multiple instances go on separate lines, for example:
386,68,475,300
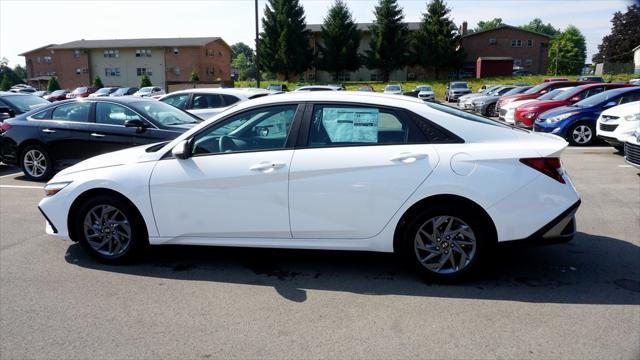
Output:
504,99,536,110
459,93,484,100
473,95,498,102
601,100,640,117
537,105,583,120
55,144,162,177
519,99,568,111
502,93,537,103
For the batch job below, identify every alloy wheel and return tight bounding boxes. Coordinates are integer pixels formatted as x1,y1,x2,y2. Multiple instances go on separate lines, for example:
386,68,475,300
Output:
414,216,477,274
83,205,132,257
23,149,48,178
572,125,592,144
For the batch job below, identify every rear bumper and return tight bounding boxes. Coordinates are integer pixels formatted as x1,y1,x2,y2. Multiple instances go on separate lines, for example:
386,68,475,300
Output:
498,200,580,248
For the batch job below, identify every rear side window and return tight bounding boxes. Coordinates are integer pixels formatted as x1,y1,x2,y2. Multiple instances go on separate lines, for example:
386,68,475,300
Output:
308,105,408,146
51,102,91,122
191,94,224,109
408,113,464,144
222,94,241,106
162,93,190,109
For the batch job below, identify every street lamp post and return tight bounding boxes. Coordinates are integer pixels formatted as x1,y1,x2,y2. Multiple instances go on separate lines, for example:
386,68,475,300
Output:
255,0,261,88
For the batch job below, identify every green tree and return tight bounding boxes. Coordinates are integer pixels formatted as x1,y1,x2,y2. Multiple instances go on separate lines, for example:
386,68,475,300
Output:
232,53,250,80
0,60,22,87
316,0,361,81
365,0,410,82
92,75,104,89
471,18,504,33
412,0,465,79
548,25,587,75
259,0,313,81
231,42,255,63
520,18,559,37
13,65,27,82
0,75,11,91
47,76,61,92
189,71,200,82
140,74,152,87
593,4,640,63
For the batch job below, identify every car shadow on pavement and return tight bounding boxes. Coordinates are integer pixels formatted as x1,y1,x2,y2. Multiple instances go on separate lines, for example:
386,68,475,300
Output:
64,231,640,304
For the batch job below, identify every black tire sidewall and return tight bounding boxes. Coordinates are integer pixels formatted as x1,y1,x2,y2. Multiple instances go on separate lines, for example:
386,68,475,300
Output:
567,122,595,146
400,204,491,283
74,195,146,264
486,103,496,117
20,145,54,181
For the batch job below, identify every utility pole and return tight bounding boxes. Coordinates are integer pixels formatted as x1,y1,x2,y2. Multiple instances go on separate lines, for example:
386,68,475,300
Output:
255,0,261,88
555,40,560,75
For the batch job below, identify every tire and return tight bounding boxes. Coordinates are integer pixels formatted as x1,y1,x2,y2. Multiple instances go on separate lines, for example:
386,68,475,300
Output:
485,103,496,117
74,195,147,264
567,122,595,146
20,145,54,181
398,203,492,283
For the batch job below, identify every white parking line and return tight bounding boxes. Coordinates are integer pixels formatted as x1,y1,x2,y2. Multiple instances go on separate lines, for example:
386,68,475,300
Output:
565,147,613,150
0,172,21,179
0,185,43,189
618,165,633,168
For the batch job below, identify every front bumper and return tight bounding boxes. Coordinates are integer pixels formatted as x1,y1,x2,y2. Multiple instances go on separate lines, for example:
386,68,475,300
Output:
624,141,640,168
448,92,470,101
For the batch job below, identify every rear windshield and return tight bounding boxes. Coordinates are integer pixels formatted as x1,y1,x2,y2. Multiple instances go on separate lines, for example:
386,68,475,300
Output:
427,102,510,128
386,85,401,91
503,86,530,96
451,83,468,89
73,87,87,94
2,95,49,113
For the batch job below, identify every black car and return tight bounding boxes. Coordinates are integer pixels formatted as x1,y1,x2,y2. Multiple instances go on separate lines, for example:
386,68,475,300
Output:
0,97,200,181
110,87,139,97
0,92,50,132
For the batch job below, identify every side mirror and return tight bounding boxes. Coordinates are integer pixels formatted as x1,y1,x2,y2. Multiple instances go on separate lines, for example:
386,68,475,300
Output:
603,101,617,109
539,90,548,94
570,96,581,102
171,140,191,160
124,119,147,133
0,106,15,121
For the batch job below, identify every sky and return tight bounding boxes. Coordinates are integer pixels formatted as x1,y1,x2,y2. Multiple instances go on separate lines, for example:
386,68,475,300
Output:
0,0,634,68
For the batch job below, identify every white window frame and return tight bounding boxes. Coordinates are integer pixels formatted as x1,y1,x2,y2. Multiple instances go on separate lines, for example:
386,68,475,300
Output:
511,39,522,47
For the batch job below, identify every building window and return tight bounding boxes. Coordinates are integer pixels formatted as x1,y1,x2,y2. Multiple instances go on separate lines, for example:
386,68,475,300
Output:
173,47,179,55
219,51,223,56
74,50,81,58
174,67,181,75
370,72,383,81
75,68,87,75
43,56,52,63
104,49,119,58
206,67,215,75
524,58,533,66
136,49,152,57
207,49,214,57
337,73,351,82
105,68,120,77
514,59,522,66
511,39,522,47
136,68,152,76
527,39,533,47
489,38,497,45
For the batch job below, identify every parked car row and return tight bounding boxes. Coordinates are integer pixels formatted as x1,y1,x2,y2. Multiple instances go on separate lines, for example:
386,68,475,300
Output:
38,86,164,102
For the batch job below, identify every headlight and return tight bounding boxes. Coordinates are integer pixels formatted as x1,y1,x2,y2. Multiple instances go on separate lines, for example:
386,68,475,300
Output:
44,181,71,196
623,113,640,122
547,112,577,122
475,101,485,105
523,112,537,119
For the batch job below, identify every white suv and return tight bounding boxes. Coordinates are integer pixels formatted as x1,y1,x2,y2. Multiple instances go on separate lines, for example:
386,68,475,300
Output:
596,101,640,151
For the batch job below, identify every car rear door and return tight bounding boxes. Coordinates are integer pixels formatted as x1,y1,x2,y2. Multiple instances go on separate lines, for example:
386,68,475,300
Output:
288,103,439,239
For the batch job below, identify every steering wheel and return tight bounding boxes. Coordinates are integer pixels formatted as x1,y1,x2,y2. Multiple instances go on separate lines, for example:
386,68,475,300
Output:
218,135,239,152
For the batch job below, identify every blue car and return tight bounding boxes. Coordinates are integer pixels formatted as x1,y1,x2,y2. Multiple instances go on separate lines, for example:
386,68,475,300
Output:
535,86,640,145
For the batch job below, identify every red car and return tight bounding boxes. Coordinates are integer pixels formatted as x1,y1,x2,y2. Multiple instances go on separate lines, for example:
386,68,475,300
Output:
66,86,96,99
514,83,633,127
43,89,70,102
496,81,585,114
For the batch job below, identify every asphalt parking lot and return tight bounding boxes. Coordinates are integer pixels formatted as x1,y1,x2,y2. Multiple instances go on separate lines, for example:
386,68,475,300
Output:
0,147,639,359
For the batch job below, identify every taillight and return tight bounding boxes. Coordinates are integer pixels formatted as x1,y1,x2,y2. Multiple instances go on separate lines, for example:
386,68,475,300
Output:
0,122,12,133
520,157,565,183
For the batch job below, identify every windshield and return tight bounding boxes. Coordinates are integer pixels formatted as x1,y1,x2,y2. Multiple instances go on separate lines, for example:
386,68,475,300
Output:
386,85,401,91
451,83,468,89
524,83,549,94
113,88,127,95
503,87,529,96
50,90,66,96
3,95,49,113
417,86,432,91
94,88,111,94
574,89,627,107
427,102,511,128
139,87,153,93
554,86,591,101
266,85,281,90
536,88,566,100
73,87,87,94
131,101,199,125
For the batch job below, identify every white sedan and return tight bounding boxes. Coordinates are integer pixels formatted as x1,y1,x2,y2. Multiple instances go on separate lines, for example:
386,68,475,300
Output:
158,88,271,120
38,92,580,281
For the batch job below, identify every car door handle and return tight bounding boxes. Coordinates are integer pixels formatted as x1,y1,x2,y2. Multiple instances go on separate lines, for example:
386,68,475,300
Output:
41,128,56,133
90,133,105,138
390,152,429,163
250,161,286,172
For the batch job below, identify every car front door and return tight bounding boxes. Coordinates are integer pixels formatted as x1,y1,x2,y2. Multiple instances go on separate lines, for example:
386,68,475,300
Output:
149,103,303,238
87,102,152,156
36,101,94,166
288,104,439,239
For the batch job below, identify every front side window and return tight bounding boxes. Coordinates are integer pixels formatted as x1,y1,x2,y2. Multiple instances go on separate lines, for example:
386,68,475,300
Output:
619,92,640,104
95,102,142,125
191,105,297,155
161,93,190,109
308,105,408,147
191,94,224,109
51,102,91,122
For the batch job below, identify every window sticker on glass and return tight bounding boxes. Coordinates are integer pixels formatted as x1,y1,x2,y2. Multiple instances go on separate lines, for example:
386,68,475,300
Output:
322,107,379,143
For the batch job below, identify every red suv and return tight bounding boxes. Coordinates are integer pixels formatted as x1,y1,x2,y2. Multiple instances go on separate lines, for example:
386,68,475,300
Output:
496,81,585,114
66,86,96,99
513,83,633,127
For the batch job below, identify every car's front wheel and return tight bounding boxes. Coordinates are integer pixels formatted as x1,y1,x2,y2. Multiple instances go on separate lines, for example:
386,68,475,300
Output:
568,122,595,146
21,145,54,181
400,204,490,282
74,195,146,263
485,103,496,117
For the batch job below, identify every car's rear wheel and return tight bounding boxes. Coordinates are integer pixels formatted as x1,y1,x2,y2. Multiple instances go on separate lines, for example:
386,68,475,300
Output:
485,103,496,117
400,204,490,282
568,122,595,146
21,145,53,181
74,195,146,263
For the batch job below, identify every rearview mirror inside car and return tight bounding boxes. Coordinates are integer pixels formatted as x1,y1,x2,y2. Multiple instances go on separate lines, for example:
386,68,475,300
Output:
172,140,191,160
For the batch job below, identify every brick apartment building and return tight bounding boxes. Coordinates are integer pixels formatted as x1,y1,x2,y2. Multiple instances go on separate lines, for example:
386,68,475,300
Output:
304,22,550,82
20,37,232,90
461,24,551,75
